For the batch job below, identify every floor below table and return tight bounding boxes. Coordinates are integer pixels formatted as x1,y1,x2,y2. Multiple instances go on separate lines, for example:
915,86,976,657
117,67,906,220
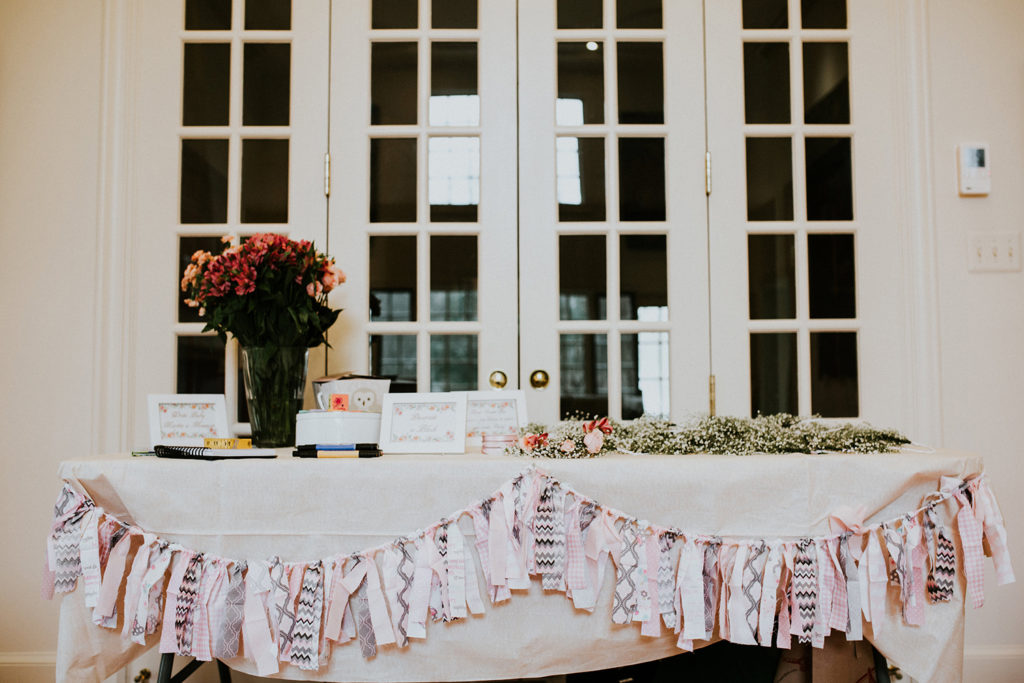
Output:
137,640,894,683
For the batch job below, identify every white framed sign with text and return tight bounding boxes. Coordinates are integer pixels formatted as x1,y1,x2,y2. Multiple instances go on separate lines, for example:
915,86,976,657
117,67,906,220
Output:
379,392,468,454
464,390,528,445
147,394,230,448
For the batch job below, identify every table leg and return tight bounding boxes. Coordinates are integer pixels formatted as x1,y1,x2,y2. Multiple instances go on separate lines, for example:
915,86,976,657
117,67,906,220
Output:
156,653,173,683
154,652,216,683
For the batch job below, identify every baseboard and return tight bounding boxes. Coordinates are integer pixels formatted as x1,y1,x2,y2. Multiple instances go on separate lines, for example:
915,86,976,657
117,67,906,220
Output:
0,651,58,683
964,645,1024,682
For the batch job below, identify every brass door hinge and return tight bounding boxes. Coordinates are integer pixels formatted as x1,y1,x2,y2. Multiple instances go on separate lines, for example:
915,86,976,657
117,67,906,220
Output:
324,152,331,197
705,151,712,196
709,374,716,416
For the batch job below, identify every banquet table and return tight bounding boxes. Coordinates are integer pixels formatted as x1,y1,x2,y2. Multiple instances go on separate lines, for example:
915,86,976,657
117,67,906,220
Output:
54,449,987,683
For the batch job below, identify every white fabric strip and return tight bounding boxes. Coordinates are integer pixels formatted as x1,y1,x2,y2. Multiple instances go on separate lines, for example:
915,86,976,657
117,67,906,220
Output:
447,523,469,619
78,508,101,608
242,561,280,677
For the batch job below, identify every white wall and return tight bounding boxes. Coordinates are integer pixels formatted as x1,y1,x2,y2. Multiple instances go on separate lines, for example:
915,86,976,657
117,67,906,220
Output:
928,0,1024,678
0,0,1022,680
0,1,103,679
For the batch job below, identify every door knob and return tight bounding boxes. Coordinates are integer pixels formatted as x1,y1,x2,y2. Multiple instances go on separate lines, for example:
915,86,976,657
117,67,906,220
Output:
488,370,508,389
529,369,550,389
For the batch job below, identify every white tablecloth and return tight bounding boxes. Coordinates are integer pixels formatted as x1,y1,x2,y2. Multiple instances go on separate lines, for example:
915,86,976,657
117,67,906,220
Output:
55,449,983,682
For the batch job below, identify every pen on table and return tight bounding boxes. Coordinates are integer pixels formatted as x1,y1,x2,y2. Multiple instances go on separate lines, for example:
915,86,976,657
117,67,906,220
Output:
292,449,381,458
296,443,378,451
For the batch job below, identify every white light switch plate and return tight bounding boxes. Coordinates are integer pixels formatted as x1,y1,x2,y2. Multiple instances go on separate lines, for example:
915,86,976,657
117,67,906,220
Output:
967,231,1021,272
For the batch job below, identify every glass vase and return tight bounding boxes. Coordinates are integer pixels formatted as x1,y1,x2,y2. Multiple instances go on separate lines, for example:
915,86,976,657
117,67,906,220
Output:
240,345,309,448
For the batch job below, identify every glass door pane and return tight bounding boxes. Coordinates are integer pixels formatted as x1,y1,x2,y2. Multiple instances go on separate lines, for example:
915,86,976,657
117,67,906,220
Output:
518,0,709,422
328,0,518,394
706,0,908,424
132,0,330,444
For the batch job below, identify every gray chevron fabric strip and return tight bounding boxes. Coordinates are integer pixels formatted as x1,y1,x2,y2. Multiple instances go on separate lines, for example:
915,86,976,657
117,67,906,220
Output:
213,561,246,659
174,552,204,655
536,482,567,590
290,561,323,670
395,541,414,646
612,524,640,624
742,541,769,642
657,531,678,627
52,510,89,594
270,558,299,657
353,579,377,659
435,524,451,622
703,539,722,639
927,507,956,603
793,540,817,644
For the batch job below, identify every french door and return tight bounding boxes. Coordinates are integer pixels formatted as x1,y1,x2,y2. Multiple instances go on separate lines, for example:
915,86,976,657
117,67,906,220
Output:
328,0,712,422
131,0,910,444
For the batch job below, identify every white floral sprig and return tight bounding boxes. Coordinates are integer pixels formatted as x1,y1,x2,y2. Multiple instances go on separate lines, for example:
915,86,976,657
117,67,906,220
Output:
508,414,910,458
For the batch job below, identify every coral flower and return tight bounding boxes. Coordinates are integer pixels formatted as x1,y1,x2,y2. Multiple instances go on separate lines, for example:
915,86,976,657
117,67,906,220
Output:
521,432,549,451
560,439,576,453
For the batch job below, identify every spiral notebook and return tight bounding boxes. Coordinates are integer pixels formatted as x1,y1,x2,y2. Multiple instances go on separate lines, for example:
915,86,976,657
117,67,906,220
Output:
153,445,277,460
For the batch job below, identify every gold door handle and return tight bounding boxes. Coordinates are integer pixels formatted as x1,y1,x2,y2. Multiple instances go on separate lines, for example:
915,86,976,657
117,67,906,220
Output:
488,370,508,389
529,369,550,389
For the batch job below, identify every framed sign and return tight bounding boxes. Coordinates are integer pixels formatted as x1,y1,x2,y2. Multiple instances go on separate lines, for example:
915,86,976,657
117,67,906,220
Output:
464,390,528,445
379,392,467,454
147,394,230,448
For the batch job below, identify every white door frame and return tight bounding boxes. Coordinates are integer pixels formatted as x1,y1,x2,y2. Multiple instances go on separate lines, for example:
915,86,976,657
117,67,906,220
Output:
98,0,945,451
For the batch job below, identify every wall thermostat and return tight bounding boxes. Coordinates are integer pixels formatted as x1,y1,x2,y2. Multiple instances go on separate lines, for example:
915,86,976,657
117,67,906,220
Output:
957,143,990,196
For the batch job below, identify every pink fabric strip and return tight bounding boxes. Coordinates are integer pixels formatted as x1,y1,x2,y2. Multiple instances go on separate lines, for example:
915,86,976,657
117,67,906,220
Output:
812,540,831,647
954,489,986,608
242,562,280,677
565,502,587,592
94,530,132,621
191,560,219,661
975,481,1016,585
325,557,350,642
827,537,848,633
776,543,794,649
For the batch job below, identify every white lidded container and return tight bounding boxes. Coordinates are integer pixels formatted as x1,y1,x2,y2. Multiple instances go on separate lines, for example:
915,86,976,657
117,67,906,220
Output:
295,410,382,446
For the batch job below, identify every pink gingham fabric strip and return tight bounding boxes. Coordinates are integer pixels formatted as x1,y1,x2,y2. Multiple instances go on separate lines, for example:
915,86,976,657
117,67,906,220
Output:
974,481,1016,585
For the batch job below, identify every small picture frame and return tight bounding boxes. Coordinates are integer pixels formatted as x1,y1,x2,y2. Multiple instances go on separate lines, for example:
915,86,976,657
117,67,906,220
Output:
379,392,468,454
147,394,230,449
464,390,528,447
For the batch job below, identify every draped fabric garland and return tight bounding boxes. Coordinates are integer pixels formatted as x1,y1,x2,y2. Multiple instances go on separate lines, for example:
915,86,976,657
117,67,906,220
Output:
44,468,1014,677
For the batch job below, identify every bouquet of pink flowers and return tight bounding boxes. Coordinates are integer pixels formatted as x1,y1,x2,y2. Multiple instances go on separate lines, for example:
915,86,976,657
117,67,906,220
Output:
181,233,345,348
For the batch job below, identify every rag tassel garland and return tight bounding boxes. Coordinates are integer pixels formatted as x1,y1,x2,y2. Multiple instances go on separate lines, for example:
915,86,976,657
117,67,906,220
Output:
44,469,1013,675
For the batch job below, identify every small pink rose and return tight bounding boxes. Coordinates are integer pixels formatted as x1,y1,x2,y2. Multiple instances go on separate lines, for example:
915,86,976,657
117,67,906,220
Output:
583,430,604,454
560,439,576,453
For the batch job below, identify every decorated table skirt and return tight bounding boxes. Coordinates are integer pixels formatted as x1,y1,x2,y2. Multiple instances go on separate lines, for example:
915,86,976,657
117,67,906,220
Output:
50,450,1012,683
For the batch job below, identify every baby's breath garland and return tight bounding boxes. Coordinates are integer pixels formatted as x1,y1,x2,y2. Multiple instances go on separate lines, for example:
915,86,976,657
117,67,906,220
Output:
510,414,910,458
